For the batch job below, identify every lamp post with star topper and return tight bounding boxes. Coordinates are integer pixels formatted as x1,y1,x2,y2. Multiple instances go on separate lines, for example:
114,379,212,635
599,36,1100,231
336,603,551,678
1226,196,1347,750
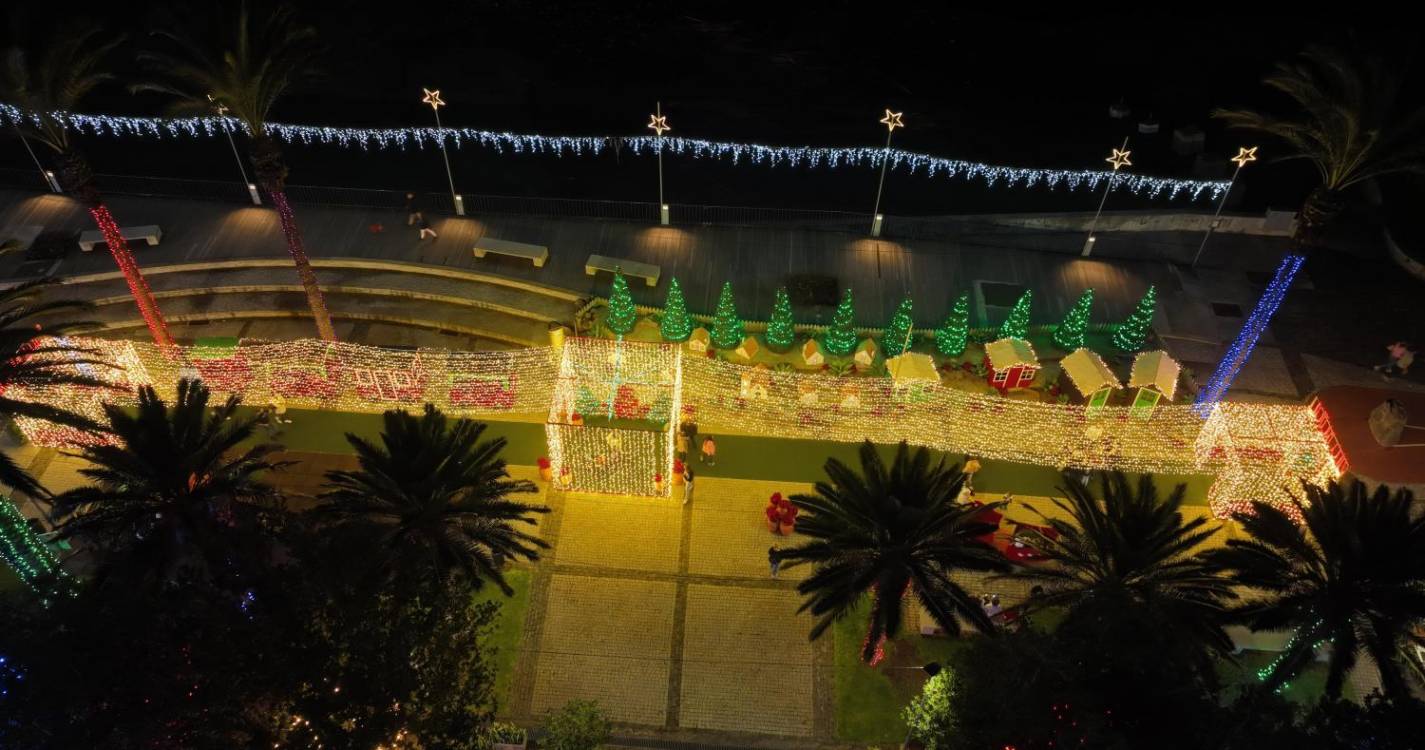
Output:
1082,137,1132,257
423,87,464,216
1191,146,1258,268
209,94,261,205
870,109,904,237
648,103,671,225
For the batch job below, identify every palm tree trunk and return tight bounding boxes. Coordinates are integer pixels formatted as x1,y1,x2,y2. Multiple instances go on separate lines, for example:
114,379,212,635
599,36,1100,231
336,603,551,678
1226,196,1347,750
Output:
250,134,336,342
56,150,176,355
1293,186,1344,252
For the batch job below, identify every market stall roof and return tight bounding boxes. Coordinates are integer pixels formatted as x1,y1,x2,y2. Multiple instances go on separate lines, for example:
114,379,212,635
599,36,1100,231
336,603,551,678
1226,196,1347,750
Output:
985,337,1038,370
1060,347,1121,392
1128,350,1180,400
887,352,940,382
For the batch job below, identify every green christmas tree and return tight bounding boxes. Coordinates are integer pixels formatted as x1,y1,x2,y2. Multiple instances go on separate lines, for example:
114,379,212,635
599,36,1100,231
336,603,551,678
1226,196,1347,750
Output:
1052,288,1095,351
660,277,693,342
883,297,915,357
766,287,797,351
606,271,638,337
824,288,858,356
710,282,744,349
1,497,75,600
1113,285,1157,353
998,290,1032,340
936,293,971,357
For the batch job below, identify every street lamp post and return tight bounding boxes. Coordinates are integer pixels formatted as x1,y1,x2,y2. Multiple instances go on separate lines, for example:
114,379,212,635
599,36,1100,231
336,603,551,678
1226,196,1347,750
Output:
423,88,464,216
870,109,904,237
647,103,671,225
208,95,261,205
1082,137,1132,258
1190,146,1258,268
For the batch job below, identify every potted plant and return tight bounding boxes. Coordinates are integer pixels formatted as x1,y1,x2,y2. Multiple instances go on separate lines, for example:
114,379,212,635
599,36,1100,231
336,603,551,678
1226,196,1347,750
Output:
488,722,528,750
537,457,552,482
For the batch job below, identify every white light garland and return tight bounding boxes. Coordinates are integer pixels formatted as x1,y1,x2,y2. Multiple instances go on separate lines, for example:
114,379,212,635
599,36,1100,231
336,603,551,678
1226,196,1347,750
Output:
0,103,1228,201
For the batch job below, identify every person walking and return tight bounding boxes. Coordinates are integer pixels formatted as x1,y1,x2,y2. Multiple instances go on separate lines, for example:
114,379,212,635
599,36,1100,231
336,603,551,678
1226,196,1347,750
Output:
404,192,426,226
768,546,781,578
1375,341,1411,376
417,213,439,240
682,467,694,506
675,426,690,461
700,435,717,466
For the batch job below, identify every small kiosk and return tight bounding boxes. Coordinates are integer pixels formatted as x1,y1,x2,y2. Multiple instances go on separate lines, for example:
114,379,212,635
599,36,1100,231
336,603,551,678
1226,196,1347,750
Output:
984,337,1040,392
1057,347,1122,412
1127,350,1181,417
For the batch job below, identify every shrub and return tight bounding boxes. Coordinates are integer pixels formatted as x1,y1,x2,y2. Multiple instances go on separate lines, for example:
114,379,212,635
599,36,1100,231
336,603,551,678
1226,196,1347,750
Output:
903,670,955,750
540,700,610,750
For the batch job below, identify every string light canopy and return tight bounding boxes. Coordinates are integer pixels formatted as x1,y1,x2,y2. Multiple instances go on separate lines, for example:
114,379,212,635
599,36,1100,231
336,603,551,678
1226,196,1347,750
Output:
0,103,1228,201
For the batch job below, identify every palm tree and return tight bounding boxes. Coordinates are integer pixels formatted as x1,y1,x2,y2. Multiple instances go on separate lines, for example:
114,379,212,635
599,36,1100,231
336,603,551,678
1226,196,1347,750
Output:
1214,44,1425,251
778,440,1007,663
1208,481,1425,700
1009,473,1237,660
136,3,336,340
0,278,110,497
0,28,175,351
315,405,548,595
50,378,288,589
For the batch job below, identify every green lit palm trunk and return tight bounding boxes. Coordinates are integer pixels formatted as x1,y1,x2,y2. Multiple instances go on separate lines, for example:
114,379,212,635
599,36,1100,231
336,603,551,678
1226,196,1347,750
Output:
56,151,175,353
251,135,336,342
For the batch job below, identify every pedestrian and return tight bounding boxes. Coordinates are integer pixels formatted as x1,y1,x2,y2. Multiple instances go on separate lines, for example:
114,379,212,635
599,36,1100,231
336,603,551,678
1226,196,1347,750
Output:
256,405,280,439
417,213,439,240
1375,341,1410,376
404,192,425,226
768,546,781,578
986,594,1002,619
682,467,694,506
700,435,717,466
675,426,690,460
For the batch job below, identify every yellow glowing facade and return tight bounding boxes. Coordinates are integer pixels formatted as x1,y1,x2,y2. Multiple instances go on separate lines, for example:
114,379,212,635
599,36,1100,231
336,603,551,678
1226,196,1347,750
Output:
9,337,1336,516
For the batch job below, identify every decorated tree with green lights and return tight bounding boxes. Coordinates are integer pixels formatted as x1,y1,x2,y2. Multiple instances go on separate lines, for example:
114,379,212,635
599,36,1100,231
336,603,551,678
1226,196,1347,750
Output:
710,282,743,349
1112,285,1156,353
1,497,75,601
605,271,638,337
1052,288,1095,351
883,297,915,357
936,293,971,357
660,277,693,342
766,287,797,351
998,290,1032,340
824,288,859,356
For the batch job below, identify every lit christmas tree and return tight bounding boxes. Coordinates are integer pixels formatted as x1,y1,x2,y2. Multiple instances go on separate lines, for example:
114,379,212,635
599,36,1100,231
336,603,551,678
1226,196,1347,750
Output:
998,290,1032,340
710,282,744,349
606,271,638,337
824,288,858,356
660,277,693,342
1113,285,1157,353
766,287,797,351
1052,288,1095,351
883,297,915,357
1,497,75,601
936,293,971,356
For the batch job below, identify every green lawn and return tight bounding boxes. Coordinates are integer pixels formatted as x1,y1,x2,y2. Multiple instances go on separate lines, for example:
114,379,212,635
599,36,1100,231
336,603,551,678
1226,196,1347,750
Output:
474,567,534,712
832,600,908,743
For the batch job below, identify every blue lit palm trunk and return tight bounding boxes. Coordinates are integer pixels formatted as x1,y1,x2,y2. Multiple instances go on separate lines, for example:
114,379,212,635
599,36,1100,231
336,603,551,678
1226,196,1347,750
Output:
1192,254,1305,416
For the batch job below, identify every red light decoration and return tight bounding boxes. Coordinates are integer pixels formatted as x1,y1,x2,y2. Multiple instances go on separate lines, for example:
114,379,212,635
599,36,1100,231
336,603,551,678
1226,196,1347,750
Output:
269,190,337,341
86,204,175,355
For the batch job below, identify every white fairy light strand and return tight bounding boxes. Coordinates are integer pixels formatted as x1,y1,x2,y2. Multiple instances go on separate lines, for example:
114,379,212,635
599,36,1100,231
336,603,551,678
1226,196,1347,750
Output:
0,104,1227,201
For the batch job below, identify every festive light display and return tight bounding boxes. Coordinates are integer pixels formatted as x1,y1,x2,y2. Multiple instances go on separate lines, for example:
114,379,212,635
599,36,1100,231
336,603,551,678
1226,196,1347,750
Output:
0,497,77,602
270,191,337,341
710,282,744,349
879,110,905,132
1256,620,1326,693
1112,285,1156,353
883,297,915,357
1052,288,1094,351
766,287,797,351
605,272,639,336
1230,146,1259,169
824,289,859,356
659,277,693,342
998,291,1032,340
935,294,971,357
0,103,1228,201
1193,255,1305,417
88,204,176,354
1106,147,1133,171
7,336,1336,518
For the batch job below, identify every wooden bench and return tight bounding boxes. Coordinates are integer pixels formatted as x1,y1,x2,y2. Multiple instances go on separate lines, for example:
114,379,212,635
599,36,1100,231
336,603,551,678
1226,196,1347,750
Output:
473,236,548,267
585,254,659,287
78,224,162,253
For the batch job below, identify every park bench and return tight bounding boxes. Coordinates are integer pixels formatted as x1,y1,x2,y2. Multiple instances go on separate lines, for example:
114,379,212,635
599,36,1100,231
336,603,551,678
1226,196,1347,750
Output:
585,254,659,287
472,236,548,267
77,224,162,253
0,224,42,253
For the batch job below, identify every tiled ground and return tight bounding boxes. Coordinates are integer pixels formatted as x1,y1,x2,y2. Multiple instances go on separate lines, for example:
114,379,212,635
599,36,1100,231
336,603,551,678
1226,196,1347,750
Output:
531,574,676,725
688,478,808,581
555,492,682,573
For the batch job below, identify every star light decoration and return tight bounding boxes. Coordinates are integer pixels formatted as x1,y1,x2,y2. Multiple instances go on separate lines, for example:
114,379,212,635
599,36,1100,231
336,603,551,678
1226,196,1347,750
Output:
1230,146,1258,169
647,112,670,136
1106,147,1133,171
206,94,229,116
421,88,446,110
879,109,905,132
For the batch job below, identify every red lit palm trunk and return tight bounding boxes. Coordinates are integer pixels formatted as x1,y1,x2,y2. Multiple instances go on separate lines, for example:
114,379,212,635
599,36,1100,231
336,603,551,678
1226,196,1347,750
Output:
252,135,336,341
57,151,176,354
